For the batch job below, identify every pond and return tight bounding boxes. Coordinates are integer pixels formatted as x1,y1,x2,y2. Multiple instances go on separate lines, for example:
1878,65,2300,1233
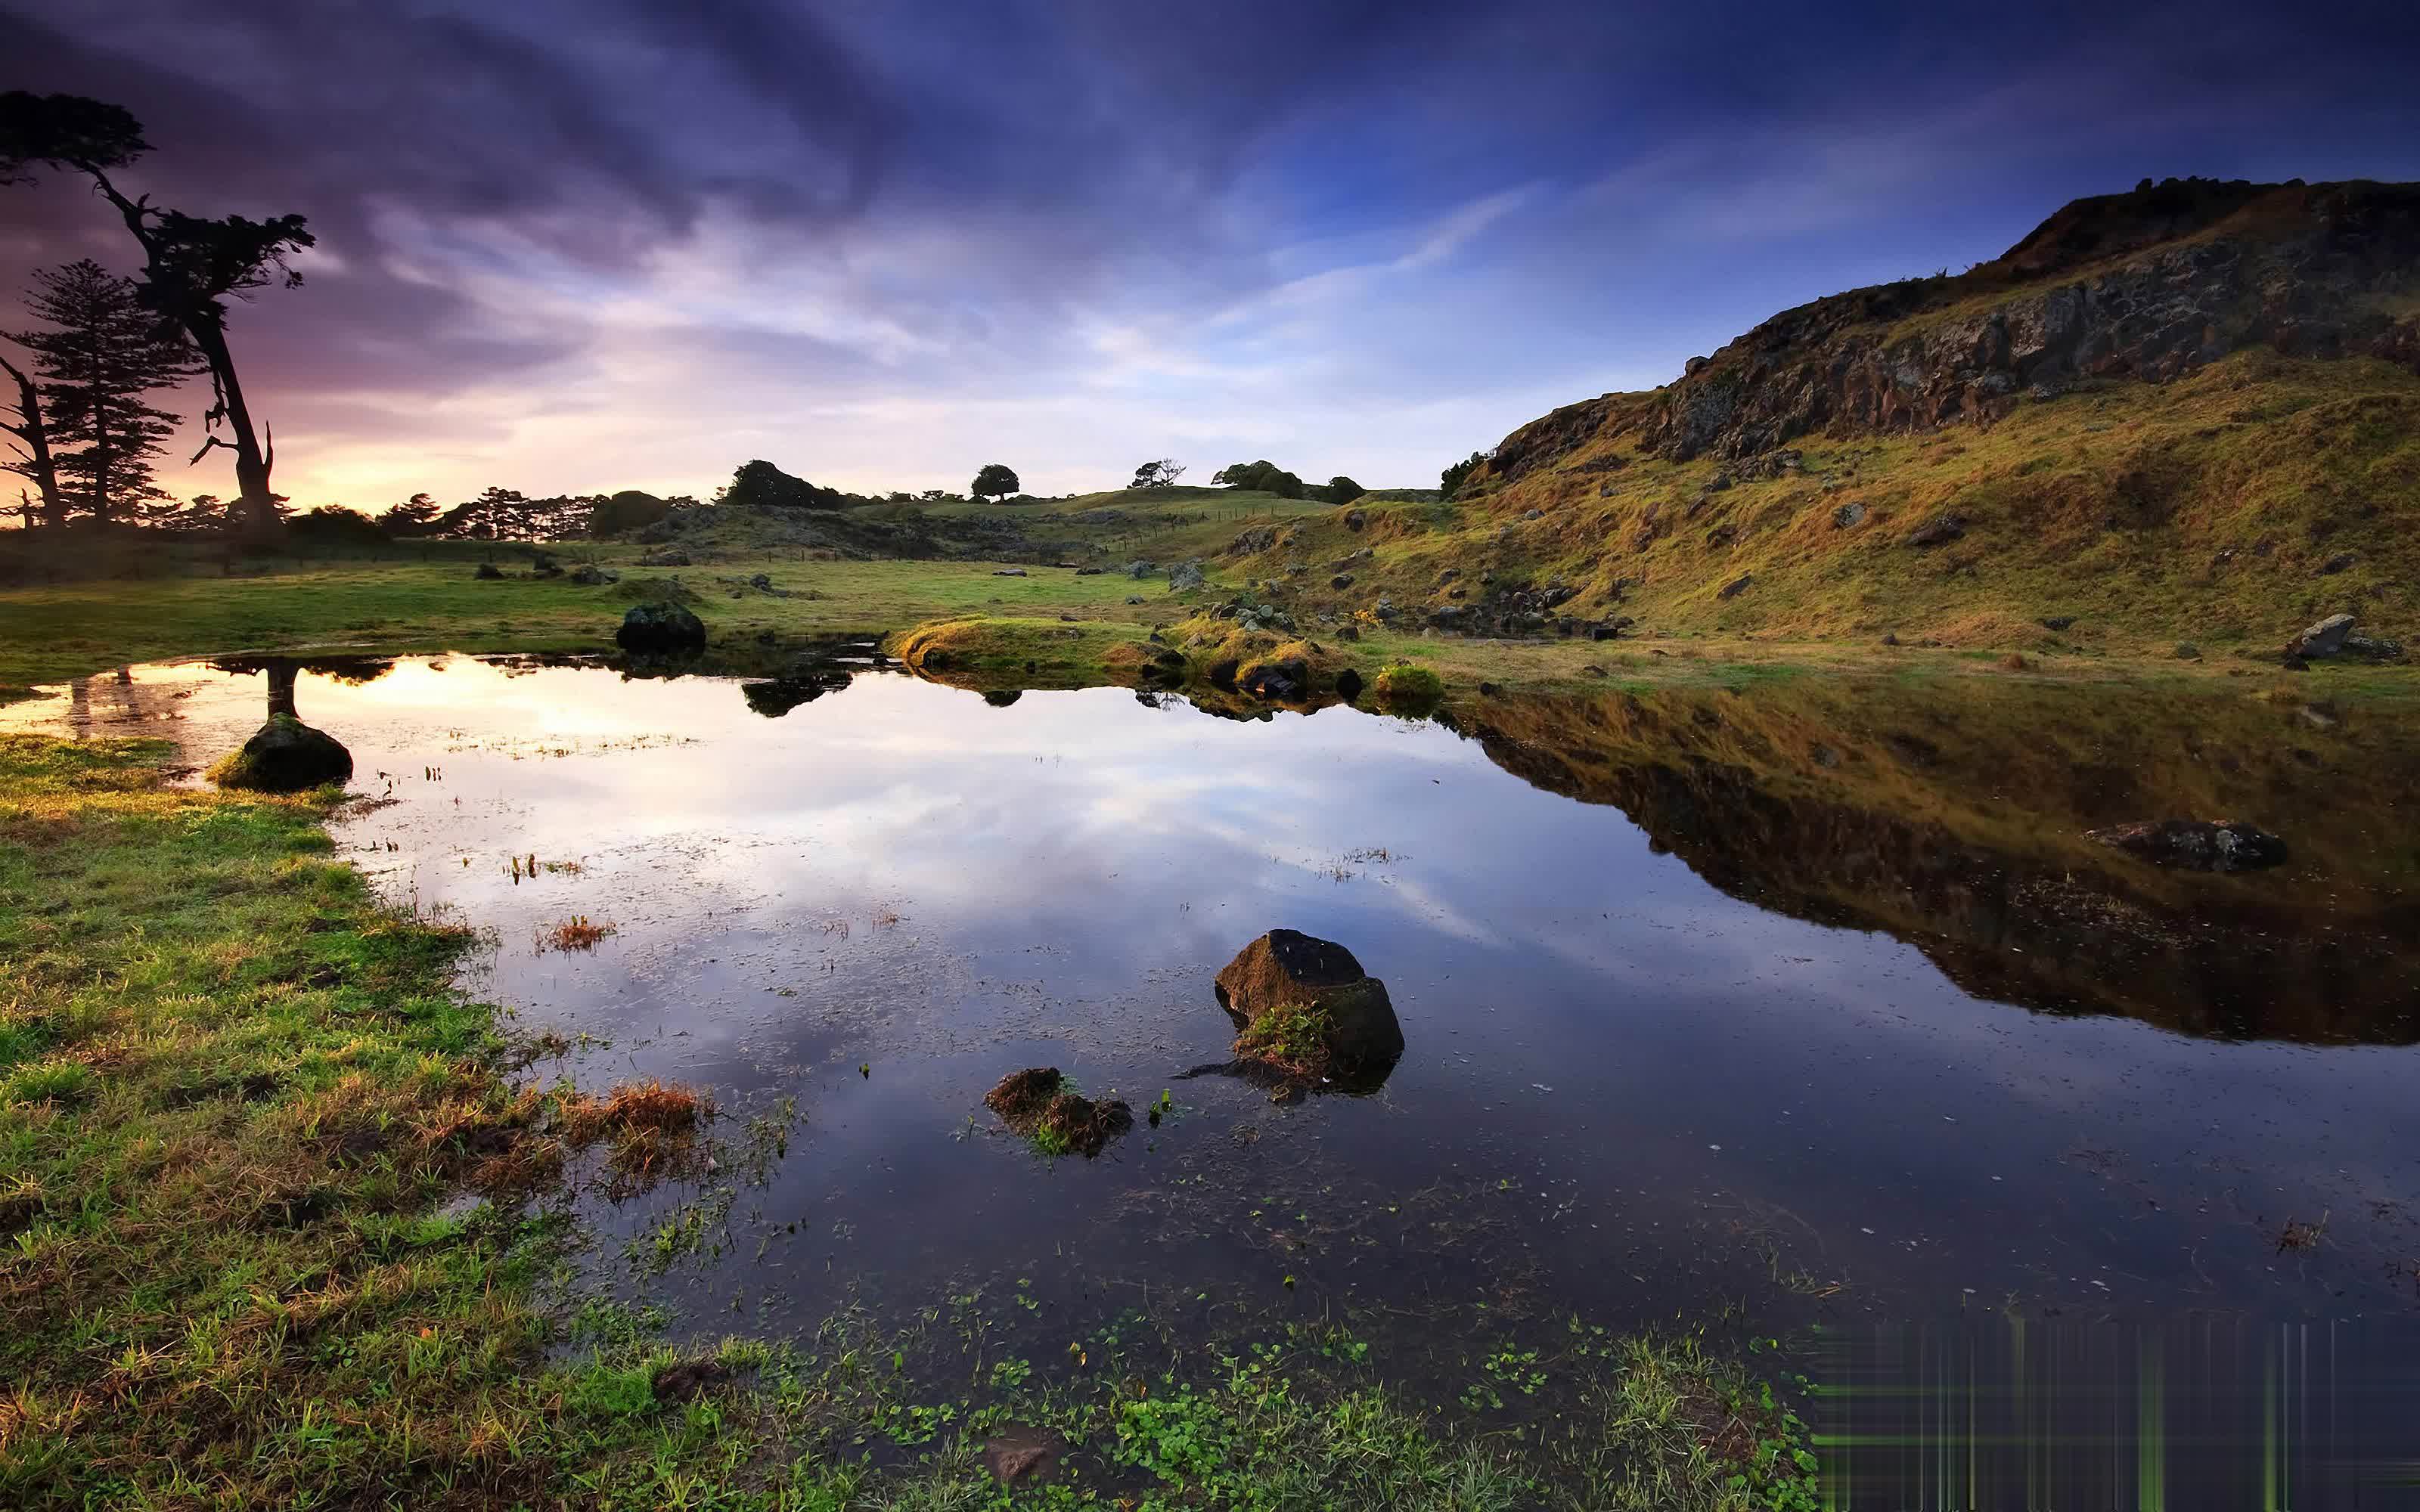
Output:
10,652,2418,1486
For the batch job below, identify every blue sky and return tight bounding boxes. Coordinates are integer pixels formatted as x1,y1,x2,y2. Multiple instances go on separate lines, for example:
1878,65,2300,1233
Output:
6,0,2418,507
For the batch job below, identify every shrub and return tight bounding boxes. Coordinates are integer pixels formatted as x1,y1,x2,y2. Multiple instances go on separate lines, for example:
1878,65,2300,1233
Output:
1372,664,1444,708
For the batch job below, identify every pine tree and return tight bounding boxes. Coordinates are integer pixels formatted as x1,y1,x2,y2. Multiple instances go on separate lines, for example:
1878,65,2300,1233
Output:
8,259,204,525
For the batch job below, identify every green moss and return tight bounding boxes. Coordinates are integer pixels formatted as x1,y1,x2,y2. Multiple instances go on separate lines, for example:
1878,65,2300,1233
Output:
1373,663,1445,708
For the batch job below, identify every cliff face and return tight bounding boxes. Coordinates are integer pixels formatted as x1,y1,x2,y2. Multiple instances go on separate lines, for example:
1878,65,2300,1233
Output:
1487,178,2420,482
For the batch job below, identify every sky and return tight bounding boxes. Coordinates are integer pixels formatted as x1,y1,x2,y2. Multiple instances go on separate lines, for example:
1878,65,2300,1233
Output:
5,0,2418,510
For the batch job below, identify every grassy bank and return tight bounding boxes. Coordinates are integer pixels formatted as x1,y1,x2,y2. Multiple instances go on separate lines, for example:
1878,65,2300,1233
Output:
8,545,2409,712
0,735,1817,1507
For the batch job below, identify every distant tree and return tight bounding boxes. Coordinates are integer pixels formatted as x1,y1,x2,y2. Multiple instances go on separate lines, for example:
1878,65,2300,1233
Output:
1439,450,1490,499
169,492,230,531
1209,459,1302,497
2,92,314,542
5,260,204,526
287,505,386,546
886,490,914,503
0,349,64,528
920,488,961,504
377,492,441,536
970,463,1020,503
586,489,667,537
1325,476,1365,506
721,458,842,510
1130,458,1186,489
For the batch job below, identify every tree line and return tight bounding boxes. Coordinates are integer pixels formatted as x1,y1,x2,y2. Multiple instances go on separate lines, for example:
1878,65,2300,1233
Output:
1,88,1474,542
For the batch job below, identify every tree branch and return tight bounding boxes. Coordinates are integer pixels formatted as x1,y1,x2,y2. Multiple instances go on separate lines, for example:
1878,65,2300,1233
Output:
189,434,238,466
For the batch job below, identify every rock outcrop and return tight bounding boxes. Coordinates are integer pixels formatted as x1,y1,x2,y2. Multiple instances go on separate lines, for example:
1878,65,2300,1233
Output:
1630,179,2420,465
1468,178,2420,488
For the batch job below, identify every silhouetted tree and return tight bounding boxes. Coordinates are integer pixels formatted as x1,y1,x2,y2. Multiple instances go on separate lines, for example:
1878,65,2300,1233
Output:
0,349,64,528
1130,458,1185,489
970,463,1020,502
1326,476,1365,506
377,492,440,535
2,91,314,541
8,259,205,526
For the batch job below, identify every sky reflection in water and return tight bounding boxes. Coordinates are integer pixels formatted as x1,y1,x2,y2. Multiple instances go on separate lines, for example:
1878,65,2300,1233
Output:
12,655,2418,1337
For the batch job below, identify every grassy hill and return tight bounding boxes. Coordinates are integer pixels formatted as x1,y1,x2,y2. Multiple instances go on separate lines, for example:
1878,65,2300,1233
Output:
1211,179,2420,658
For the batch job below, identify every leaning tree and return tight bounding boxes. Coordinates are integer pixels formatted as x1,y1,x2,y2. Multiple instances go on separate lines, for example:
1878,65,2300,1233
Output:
1,91,312,541
0,348,64,528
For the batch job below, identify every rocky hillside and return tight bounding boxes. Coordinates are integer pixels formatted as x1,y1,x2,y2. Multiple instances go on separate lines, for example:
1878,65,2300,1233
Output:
1493,177,2420,474
1216,178,2420,653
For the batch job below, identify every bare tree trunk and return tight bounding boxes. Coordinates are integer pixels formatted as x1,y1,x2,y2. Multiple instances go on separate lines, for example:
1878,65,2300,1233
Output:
0,354,67,528
90,177,284,544
188,322,279,541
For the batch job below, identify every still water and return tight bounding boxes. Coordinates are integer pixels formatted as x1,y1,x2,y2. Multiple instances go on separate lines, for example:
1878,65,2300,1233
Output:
11,655,2417,1355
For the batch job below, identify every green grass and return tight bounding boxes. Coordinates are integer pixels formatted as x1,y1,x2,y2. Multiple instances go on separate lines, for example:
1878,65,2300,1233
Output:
0,733,1820,1508
1227,352,2420,659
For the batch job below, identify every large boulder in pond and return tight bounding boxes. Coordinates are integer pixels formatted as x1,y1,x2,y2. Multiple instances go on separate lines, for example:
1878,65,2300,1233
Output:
1213,929,1403,1090
2086,819,2287,872
208,715,353,792
618,600,706,652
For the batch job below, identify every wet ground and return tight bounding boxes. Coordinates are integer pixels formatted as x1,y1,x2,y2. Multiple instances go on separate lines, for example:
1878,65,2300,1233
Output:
9,653,2418,1494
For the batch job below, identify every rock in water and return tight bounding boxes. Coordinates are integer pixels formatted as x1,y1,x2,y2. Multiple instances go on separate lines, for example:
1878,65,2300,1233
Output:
1213,929,1404,1089
2282,612,2356,660
209,715,353,792
617,600,706,652
2086,820,2288,872
982,1067,1131,1157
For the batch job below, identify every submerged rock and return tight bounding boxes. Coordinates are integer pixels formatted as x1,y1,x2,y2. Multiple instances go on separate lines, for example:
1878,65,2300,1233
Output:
984,1067,1131,1157
209,715,353,792
617,600,706,652
1212,929,1404,1091
2086,820,2288,872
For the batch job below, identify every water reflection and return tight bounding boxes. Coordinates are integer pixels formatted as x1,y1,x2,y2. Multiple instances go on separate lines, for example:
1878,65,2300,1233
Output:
6,656,2416,1333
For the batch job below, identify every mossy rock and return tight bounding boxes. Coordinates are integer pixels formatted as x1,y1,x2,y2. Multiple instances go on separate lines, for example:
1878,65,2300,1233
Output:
206,715,353,793
1213,929,1404,1090
1371,663,1444,711
617,600,707,652
983,1067,1131,1157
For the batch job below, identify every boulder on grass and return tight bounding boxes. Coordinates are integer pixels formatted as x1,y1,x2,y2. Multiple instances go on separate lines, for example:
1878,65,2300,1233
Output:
1213,929,1403,1091
2283,613,2355,660
2086,820,2287,872
208,715,353,792
617,600,706,652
